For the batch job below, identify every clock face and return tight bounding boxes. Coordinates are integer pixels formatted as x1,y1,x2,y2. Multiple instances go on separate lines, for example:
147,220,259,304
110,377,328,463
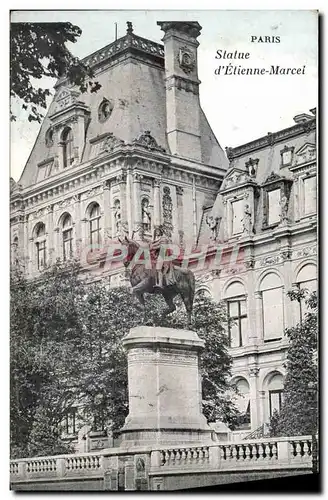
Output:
178,47,195,73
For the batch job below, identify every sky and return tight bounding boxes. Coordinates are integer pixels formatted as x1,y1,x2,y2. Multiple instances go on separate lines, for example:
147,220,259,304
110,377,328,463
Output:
10,9,318,181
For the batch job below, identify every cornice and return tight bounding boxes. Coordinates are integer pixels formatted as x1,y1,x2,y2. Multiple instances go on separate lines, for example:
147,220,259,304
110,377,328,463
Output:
226,118,316,160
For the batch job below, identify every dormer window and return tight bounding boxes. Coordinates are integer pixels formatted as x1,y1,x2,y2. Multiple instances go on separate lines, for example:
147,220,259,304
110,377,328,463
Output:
61,127,73,168
262,172,292,229
280,145,294,167
245,158,259,178
267,188,281,225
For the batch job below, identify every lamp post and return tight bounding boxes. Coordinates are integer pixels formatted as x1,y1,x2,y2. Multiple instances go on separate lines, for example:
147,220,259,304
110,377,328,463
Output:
307,381,318,474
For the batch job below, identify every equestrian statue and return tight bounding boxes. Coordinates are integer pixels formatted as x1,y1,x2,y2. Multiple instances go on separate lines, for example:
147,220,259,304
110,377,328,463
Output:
120,226,195,328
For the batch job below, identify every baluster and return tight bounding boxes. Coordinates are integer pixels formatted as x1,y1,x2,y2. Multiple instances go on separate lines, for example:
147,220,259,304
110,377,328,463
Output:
180,448,186,463
165,450,170,464
198,447,204,462
175,449,181,462
186,448,192,464
244,444,251,460
231,445,238,461
252,443,259,459
272,442,278,459
303,441,309,456
295,441,302,457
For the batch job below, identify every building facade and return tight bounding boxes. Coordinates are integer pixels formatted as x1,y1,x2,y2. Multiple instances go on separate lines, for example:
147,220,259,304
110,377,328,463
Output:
10,21,317,442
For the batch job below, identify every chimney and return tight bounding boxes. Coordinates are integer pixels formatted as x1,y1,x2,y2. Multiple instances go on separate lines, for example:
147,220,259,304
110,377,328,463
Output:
157,21,202,162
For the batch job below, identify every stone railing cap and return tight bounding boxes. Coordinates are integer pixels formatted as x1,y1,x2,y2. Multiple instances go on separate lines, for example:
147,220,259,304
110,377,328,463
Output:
122,326,205,349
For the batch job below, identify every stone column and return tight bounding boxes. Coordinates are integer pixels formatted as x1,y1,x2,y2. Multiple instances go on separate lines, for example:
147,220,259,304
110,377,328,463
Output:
153,179,161,228
132,173,142,235
176,186,184,247
192,176,197,245
73,194,82,258
46,205,54,265
120,326,212,447
248,367,260,430
126,168,133,237
24,215,31,275
254,291,263,342
103,180,111,244
247,268,258,345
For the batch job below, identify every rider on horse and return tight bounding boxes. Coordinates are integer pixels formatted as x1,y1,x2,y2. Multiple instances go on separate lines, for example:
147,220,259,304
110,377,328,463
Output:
150,225,173,289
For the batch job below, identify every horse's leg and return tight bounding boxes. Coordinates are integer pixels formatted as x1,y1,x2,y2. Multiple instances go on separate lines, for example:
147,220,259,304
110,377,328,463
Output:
132,278,150,323
161,290,176,318
181,290,194,329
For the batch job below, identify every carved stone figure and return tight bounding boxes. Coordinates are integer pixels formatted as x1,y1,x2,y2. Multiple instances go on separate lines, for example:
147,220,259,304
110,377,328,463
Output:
280,193,289,222
141,198,151,231
206,214,221,241
114,200,121,233
242,204,253,234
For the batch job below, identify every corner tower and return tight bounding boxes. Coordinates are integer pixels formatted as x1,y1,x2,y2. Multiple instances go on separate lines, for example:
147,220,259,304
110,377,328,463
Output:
157,22,202,162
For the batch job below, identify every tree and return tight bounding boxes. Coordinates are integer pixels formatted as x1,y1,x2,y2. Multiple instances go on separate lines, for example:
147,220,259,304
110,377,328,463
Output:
10,22,101,123
272,289,318,436
10,262,239,458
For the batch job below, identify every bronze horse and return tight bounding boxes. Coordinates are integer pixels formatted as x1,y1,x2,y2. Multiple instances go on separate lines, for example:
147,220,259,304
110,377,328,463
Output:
121,237,195,327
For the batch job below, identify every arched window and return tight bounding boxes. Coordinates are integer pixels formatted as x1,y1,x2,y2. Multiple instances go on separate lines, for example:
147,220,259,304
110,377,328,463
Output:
296,263,317,320
233,378,251,429
61,127,73,169
267,373,284,417
88,203,101,247
225,281,247,348
62,213,73,261
34,222,46,270
195,288,212,300
259,273,284,341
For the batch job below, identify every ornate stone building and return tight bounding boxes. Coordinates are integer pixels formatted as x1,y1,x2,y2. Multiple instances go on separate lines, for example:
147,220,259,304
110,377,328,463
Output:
10,21,317,442
196,109,317,438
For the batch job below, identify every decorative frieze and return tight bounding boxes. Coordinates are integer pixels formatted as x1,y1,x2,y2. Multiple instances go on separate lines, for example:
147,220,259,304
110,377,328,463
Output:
292,245,317,259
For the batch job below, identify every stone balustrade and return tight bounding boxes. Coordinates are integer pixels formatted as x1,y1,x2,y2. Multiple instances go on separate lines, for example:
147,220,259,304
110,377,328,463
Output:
10,435,316,490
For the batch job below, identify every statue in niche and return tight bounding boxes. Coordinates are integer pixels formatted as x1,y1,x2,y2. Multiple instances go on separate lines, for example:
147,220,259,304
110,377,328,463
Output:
280,192,289,222
114,200,121,234
206,214,221,241
242,204,253,234
141,198,151,232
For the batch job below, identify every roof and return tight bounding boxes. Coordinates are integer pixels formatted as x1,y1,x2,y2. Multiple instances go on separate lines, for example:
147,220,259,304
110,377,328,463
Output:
19,22,228,189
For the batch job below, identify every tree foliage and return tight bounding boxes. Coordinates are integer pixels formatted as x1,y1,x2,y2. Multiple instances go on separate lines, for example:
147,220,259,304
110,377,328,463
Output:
10,262,239,458
10,22,101,123
271,289,318,436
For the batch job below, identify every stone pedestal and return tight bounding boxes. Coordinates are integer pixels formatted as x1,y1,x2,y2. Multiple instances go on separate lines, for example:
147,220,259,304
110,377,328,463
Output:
120,326,212,447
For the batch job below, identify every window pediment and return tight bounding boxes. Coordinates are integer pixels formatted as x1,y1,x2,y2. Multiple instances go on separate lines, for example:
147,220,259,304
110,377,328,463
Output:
290,143,316,170
221,167,258,193
55,88,80,111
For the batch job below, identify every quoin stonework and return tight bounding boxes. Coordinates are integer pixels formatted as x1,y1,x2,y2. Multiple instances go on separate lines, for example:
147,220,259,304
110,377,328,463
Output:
10,20,317,445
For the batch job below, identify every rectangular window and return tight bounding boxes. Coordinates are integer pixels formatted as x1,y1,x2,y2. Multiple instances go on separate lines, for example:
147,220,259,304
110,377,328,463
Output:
36,241,46,269
303,175,317,215
90,219,101,246
65,409,76,435
262,288,284,341
228,299,247,347
282,150,292,166
268,189,281,225
269,390,283,416
63,229,73,261
232,200,243,235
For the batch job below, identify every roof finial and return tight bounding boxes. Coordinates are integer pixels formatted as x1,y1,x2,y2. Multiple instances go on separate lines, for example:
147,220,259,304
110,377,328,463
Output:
126,21,133,35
